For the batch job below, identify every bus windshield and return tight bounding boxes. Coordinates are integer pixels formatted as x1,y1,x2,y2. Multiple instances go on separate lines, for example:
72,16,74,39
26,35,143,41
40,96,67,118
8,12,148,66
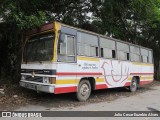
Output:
23,33,55,63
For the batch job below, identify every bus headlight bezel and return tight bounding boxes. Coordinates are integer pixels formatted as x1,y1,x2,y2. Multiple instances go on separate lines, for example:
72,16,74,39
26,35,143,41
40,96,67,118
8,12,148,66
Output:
43,77,56,84
43,77,50,84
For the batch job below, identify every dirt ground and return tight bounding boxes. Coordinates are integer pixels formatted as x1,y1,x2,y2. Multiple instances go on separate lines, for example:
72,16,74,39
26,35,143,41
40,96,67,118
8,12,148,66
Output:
0,80,160,111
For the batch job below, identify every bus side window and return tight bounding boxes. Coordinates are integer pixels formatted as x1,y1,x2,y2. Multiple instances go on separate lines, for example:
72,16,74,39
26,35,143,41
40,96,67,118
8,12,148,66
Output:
141,56,148,63
58,33,76,62
66,36,75,56
117,42,129,61
96,47,99,56
148,50,153,63
101,48,104,57
127,53,130,61
112,50,116,58
130,46,140,62
100,37,116,59
140,48,149,63
77,32,99,57
58,33,65,54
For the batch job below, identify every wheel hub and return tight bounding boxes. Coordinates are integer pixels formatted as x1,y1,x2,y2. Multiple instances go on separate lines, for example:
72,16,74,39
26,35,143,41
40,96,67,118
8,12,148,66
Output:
132,80,136,86
80,84,89,96
131,79,137,90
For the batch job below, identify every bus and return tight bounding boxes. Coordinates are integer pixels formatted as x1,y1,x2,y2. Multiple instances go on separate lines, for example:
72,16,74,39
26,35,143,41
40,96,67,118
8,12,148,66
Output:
20,21,154,101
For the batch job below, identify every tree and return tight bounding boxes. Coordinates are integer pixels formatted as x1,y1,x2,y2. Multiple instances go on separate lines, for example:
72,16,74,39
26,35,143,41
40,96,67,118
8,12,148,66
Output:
0,0,47,83
0,0,93,83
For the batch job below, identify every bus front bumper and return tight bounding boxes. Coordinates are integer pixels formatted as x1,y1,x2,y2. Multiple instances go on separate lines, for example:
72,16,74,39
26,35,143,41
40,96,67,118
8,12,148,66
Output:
19,80,55,93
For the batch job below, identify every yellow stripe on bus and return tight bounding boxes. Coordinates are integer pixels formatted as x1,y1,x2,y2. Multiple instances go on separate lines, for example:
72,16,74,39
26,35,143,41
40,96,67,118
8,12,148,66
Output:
77,56,99,61
141,76,153,80
128,77,132,80
96,78,105,82
132,62,153,66
128,76,153,81
56,79,78,84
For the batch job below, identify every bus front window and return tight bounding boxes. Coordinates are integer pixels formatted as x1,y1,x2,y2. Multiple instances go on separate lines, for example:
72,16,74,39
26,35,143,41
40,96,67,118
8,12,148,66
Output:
23,33,55,63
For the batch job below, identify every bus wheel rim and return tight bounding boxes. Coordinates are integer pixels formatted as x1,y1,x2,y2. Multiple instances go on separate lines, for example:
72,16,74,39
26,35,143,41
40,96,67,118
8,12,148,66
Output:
131,79,137,89
80,84,89,96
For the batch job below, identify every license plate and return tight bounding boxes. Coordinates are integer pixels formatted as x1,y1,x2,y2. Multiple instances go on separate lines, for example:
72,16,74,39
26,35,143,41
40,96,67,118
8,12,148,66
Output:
25,83,36,90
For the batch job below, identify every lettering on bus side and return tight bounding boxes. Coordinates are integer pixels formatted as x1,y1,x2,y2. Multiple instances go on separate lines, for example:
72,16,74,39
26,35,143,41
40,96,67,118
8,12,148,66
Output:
81,63,98,70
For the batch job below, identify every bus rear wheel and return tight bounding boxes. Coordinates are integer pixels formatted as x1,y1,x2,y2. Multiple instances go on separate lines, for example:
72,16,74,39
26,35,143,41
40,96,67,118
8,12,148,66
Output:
129,77,138,92
76,80,91,101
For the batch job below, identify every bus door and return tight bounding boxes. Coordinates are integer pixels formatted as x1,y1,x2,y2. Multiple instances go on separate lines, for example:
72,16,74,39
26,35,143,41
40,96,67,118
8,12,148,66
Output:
57,26,78,89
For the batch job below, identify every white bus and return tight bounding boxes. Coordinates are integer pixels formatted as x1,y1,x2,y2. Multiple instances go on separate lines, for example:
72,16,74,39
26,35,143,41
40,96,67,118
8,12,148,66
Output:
20,21,154,101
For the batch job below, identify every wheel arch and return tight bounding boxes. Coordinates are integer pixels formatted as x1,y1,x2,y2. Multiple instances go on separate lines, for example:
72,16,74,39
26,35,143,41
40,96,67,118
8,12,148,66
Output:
78,77,96,90
133,76,140,85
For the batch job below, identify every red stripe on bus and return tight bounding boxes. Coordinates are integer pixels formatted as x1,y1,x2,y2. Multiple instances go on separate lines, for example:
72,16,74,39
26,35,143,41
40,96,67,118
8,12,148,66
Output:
96,84,108,90
124,82,131,86
130,73,154,75
124,80,153,87
54,86,77,94
56,72,102,76
140,80,153,85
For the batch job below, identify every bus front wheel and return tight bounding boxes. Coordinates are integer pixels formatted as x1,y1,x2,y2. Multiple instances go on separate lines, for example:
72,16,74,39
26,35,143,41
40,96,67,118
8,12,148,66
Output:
129,77,138,92
76,80,91,101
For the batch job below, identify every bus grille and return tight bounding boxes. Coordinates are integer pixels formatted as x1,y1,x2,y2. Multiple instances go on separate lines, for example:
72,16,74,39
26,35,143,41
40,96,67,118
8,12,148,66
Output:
25,76,43,83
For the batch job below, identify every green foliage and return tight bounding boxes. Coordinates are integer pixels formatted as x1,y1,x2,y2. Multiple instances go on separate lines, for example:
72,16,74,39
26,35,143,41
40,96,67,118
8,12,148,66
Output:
93,0,160,42
0,0,47,30
0,0,94,83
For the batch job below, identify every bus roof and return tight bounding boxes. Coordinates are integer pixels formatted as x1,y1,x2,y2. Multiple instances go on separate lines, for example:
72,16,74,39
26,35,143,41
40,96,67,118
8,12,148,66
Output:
60,22,152,51
25,21,152,51
25,22,54,36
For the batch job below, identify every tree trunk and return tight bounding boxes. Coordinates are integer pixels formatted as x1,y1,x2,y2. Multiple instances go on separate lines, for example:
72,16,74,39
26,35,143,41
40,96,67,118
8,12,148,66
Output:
154,58,160,80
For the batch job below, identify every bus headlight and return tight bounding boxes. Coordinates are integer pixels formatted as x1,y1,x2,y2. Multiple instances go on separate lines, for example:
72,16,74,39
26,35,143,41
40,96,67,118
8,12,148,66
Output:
43,77,49,83
43,77,56,84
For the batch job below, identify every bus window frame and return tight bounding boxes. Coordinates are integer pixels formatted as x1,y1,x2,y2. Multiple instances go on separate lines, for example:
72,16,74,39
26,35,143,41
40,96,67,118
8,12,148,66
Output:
57,33,77,63
22,31,55,63
77,31,99,58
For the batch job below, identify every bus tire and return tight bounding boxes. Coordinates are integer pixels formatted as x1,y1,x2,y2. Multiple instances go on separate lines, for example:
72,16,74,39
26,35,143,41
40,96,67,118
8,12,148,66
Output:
129,77,138,92
76,80,91,101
